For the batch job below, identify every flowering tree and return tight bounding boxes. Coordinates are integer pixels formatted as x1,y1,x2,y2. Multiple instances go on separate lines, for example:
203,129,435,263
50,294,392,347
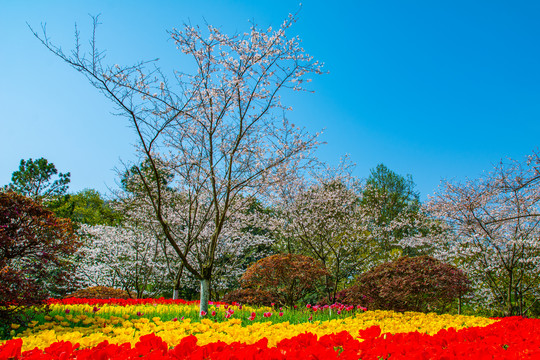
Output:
426,152,540,315
268,160,436,302
116,181,275,300
76,224,172,298
32,12,323,313
270,164,372,302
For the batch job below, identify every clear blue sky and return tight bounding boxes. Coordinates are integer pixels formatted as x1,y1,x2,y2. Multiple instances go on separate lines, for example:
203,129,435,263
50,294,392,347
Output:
1,0,539,201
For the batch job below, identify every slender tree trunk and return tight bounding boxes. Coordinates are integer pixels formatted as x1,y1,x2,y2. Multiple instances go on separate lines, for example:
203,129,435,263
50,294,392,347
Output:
172,264,184,300
519,276,523,316
200,279,210,315
458,294,462,315
507,270,513,316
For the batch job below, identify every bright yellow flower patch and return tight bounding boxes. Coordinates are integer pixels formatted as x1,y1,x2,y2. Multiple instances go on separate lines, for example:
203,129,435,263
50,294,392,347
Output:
6,309,496,352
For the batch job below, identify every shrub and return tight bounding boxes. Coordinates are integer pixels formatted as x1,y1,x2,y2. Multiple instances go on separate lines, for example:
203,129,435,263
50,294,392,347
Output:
221,288,281,307
0,191,79,338
240,253,329,307
0,266,48,339
350,256,470,313
64,286,132,299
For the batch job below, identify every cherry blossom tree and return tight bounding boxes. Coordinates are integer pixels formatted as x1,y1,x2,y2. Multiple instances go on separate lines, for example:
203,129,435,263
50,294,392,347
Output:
76,224,171,298
426,152,540,316
269,161,372,302
268,159,438,303
32,12,323,313
117,169,275,300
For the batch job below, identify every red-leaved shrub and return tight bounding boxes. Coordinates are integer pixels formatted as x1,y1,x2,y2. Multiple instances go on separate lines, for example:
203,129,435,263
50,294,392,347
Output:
240,254,329,307
64,286,132,299
221,288,281,307
0,192,79,337
349,256,470,312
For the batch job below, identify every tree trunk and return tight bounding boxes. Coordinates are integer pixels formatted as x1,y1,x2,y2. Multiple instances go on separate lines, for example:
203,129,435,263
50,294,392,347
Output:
200,278,210,315
172,264,184,300
506,270,513,316
458,294,462,315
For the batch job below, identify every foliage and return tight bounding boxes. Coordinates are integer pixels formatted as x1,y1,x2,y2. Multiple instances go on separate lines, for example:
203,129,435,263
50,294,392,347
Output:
361,164,423,259
425,151,540,316
0,266,47,340
5,158,70,199
240,254,329,307
65,286,132,299
222,288,281,307
47,189,120,226
350,256,470,313
0,191,80,296
0,192,78,337
362,164,420,218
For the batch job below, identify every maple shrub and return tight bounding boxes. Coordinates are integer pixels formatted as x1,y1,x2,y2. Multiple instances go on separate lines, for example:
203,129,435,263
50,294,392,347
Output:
349,256,470,313
0,191,79,338
221,288,281,307
64,286,132,300
240,254,329,307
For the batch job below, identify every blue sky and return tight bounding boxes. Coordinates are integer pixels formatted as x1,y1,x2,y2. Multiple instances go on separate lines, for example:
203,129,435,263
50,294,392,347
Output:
1,0,539,201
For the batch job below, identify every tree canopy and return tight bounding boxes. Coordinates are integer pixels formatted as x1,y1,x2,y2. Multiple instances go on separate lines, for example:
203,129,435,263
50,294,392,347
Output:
6,158,70,199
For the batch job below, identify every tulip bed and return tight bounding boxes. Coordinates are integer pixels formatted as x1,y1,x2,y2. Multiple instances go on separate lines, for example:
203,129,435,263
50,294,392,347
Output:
1,298,539,359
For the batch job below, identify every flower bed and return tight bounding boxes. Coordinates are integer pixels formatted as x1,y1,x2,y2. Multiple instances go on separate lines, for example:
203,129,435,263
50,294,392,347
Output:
2,298,538,359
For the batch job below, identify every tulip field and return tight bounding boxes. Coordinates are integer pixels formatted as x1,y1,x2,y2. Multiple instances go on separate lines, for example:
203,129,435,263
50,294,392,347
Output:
1,298,540,359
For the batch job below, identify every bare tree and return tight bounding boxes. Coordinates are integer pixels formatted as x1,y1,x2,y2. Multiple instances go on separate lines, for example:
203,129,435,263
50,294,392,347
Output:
30,12,323,313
